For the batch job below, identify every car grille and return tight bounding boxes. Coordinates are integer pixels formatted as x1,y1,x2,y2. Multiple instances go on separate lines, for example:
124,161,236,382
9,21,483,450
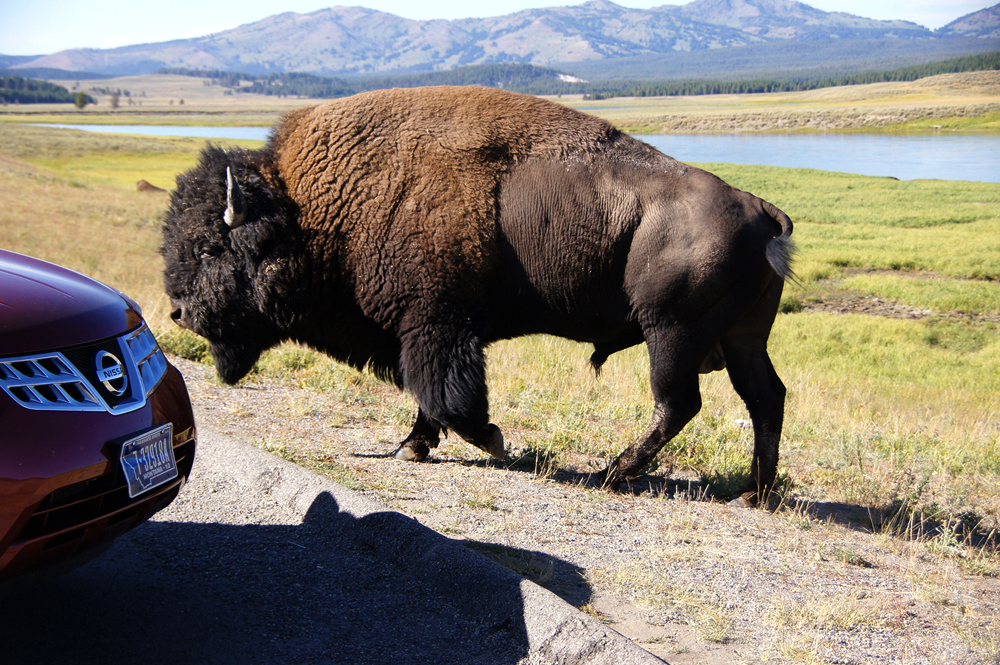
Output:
1,432,196,581
0,324,169,414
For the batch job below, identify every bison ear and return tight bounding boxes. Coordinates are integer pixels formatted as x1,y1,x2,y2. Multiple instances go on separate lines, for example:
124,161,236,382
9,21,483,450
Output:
224,166,246,228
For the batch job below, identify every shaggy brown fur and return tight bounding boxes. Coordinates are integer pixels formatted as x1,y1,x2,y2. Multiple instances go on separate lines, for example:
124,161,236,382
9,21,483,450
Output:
266,87,627,331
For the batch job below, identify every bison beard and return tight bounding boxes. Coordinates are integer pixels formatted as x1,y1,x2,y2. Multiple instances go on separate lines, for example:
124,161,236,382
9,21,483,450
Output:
161,86,795,504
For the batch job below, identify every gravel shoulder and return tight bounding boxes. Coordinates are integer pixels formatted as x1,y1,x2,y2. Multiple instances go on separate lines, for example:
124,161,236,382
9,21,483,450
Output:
171,355,1000,665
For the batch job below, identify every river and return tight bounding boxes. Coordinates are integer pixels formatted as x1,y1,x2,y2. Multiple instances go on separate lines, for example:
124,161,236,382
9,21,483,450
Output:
37,123,1000,183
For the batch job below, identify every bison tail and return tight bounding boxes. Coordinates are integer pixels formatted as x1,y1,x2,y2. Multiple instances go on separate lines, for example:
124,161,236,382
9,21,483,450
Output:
762,200,797,284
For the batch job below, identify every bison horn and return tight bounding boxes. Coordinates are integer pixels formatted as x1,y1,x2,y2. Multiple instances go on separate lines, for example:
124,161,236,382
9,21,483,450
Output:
224,166,246,228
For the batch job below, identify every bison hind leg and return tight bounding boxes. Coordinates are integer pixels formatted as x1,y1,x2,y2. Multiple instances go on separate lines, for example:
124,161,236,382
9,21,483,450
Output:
720,333,786,505
599,328,704,490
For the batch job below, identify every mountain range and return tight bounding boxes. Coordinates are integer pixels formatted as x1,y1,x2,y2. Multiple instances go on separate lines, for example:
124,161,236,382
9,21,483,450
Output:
6,0,1000,78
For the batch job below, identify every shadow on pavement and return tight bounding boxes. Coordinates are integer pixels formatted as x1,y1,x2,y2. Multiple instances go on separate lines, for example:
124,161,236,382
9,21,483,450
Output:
0,491,591,665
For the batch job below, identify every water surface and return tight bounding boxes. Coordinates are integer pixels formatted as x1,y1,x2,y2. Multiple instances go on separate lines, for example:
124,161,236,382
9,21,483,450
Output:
36,123,1000,183
639,133,999,183
40,123,270,142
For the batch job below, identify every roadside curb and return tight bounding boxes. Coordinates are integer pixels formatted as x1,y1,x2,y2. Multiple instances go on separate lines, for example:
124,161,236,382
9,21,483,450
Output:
197,425,667,665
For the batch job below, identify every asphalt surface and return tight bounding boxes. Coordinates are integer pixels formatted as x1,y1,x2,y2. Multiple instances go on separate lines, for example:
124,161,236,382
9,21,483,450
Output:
0,424,665,665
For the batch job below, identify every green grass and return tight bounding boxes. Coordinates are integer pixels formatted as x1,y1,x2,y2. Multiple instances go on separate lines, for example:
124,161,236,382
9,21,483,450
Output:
775,314,1000,394
881,110,1000,134
699,163,1000,320
0,123,263,189
0,114,279,128
702,162,1000,230
841,273,1000,314
3,121,1000,532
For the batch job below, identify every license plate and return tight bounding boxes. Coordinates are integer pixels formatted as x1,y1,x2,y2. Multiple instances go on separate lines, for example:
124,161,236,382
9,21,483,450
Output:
120,424,178,498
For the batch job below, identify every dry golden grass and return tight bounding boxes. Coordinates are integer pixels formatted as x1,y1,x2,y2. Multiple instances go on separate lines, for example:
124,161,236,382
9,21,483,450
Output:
0,157,171,320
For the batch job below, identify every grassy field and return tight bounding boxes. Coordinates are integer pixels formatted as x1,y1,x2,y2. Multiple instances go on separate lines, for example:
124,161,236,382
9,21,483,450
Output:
0,74,303,124
1,94,998,552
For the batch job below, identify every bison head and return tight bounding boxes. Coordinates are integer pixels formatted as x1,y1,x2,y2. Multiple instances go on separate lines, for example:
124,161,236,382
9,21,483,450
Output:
161,145,304,384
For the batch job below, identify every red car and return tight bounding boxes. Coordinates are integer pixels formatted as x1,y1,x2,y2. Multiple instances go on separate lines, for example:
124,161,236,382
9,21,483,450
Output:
0,249,196,583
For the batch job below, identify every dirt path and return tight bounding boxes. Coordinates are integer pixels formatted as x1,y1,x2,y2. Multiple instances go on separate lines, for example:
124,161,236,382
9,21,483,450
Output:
802,293,1000,324
170,355,1000,665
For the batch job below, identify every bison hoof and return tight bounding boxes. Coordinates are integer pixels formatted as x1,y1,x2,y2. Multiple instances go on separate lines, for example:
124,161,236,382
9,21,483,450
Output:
394,441,430,462
594,467,625,491
469,424,505,460
728,491,759,508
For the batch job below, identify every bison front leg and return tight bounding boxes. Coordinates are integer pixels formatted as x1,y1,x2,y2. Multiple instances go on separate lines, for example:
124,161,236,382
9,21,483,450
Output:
398,322,505,461
393,408,442,462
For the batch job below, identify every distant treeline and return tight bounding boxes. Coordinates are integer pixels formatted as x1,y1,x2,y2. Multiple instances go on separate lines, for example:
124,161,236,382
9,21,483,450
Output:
158,68,248,89
350,63,579,92
158,63,575,98
581,51,1000,99
0,67,111,81
0,76,93,104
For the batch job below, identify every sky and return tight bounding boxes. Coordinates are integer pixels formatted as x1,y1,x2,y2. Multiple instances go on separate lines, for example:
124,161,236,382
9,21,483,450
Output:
0,0,991,56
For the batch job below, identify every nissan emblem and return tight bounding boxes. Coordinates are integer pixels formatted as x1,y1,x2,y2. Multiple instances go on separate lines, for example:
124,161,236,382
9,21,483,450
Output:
95,350,128,396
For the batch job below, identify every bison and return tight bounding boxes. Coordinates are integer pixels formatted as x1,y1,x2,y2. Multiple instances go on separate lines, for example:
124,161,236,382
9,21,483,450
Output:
162,86,794,502
137,179,167,192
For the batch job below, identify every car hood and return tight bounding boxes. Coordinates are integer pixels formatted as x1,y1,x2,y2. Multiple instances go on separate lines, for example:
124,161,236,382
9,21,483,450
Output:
0,250,138,356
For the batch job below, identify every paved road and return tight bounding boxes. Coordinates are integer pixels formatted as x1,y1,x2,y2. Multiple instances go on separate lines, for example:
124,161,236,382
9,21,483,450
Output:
0,426,664,665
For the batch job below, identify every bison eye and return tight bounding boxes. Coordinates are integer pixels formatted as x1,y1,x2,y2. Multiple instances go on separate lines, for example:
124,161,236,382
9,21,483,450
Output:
194,243,223,260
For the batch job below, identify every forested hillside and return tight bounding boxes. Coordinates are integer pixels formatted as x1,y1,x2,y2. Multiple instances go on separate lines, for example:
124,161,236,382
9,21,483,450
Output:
581,50,1000,99
162,50,1000,101
0,76,92,104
